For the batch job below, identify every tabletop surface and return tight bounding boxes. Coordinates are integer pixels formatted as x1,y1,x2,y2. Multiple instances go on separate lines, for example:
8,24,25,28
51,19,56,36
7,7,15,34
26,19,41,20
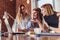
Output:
1,32,60,40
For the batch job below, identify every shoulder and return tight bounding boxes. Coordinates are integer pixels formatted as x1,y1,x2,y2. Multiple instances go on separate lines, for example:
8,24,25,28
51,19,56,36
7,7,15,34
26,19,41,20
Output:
56,12,60,16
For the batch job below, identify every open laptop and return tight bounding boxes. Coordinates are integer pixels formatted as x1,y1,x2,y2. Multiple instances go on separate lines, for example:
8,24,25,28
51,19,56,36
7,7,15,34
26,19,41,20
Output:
4,18,25,34
3,11,25,34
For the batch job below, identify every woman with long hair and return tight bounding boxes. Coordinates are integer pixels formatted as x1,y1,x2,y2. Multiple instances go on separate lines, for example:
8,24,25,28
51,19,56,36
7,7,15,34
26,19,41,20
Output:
41,3,60,33
12,4,31,32
27,8,44,32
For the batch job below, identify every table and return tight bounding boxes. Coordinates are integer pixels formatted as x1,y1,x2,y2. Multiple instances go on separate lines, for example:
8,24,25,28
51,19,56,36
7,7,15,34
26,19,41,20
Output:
1,32,60,40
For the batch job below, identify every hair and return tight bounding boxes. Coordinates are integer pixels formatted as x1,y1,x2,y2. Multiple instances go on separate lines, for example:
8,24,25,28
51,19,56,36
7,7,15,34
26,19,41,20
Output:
16,4,26,24
41,4,55,16
33,8,43,23
16,4,29,24
20,4,26,14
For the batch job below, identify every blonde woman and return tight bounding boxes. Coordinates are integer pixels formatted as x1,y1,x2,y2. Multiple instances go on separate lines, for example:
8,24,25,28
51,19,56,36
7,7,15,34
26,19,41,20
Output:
41,3,60,33
12,4,31,32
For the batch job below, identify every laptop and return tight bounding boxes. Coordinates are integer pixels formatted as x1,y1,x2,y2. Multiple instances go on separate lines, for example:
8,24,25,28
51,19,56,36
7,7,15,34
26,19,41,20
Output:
4,18,25,34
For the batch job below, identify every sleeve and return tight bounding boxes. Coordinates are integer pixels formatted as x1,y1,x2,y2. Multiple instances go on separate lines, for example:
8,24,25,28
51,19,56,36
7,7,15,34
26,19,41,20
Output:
26,21,34,29
26,21,32,29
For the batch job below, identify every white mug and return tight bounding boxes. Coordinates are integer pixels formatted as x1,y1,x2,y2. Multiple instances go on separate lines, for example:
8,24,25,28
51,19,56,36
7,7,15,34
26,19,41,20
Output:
34,28,41,34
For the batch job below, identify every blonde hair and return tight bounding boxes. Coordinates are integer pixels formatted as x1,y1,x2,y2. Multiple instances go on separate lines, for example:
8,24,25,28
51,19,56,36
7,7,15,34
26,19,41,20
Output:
16,5,29,24
16,7,22,24
41,4,54,16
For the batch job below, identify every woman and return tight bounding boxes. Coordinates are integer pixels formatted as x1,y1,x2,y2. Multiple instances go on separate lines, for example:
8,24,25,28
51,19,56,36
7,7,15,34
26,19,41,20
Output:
12,4,31,32
41,4,60,33
27,8,44,32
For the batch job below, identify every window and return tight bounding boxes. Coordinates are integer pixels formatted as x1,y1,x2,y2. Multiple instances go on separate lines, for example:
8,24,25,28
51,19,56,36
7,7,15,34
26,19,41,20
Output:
37,0,55,8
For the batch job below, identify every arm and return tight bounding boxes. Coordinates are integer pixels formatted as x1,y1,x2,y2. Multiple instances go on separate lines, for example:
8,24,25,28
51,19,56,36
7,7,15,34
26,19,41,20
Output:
35,19,47,32
49,12,60,33
43,18,50,32
38,22,45,32
49,27,60,33
43,16,60,33
26,21,32,29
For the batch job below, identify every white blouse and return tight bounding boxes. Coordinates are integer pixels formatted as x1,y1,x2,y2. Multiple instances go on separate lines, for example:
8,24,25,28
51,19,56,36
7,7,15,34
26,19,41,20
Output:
12,17,31,32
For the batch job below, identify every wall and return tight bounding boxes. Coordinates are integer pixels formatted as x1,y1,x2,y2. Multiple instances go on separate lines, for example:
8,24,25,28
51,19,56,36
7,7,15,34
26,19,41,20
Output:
16,0,31,14
55,0,60,12
0,0,31,32
0,0,16,32
37,0,54,8
37,0,60,12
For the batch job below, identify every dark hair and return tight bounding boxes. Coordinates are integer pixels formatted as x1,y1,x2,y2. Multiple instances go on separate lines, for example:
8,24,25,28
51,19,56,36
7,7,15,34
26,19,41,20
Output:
20,4,25,8
33,8,43,23
20,4,25,14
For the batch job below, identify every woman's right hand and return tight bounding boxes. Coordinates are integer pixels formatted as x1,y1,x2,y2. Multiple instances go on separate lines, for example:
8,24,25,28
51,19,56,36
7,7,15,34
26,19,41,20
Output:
43,24,49,32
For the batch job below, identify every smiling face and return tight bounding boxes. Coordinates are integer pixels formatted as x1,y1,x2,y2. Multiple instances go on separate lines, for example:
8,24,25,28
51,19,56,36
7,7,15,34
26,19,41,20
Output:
32,8,43,23
20,5,26,15
21,6,26,13
41,7,47,16
32,10,38,19
41,4,54,16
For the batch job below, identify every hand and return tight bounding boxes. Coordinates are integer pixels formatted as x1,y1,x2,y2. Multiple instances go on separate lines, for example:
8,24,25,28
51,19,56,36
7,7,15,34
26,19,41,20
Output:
31,19,40,23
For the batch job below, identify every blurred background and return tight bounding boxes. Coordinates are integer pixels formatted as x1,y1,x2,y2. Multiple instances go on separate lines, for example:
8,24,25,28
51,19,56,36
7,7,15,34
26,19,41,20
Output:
0,0,60,32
